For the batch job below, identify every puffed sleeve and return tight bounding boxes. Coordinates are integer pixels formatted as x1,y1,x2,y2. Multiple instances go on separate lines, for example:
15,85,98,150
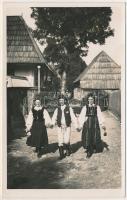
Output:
97,105,104,127
52,108,58,126
43,109,52,126
26,110,33,130
78,106,87,128
69,107,78,129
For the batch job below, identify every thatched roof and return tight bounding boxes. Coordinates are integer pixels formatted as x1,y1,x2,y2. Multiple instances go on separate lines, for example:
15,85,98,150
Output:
74,51,121,90
7,16,54,72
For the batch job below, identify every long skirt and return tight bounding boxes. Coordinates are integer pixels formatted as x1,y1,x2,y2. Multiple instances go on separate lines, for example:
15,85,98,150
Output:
26,120,48,148
81,116,103,153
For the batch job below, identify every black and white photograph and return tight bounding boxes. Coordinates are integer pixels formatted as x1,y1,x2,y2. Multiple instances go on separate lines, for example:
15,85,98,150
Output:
1,1,126,199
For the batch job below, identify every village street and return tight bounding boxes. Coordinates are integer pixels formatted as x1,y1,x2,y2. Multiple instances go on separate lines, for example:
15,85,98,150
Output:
7,110,121,189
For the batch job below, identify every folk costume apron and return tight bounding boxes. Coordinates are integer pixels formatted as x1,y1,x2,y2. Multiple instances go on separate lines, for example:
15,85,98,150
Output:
26,107,48,148
82,104,103,153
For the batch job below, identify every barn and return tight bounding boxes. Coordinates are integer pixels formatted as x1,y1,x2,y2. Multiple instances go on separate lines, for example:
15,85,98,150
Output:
74,51,121,116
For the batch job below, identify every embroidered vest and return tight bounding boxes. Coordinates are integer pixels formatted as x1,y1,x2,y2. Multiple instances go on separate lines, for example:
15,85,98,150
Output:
32,107,45,123
57,106,71,127
86,105,97,117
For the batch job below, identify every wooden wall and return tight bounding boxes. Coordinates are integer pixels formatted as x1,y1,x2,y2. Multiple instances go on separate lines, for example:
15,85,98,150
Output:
108,90,121,118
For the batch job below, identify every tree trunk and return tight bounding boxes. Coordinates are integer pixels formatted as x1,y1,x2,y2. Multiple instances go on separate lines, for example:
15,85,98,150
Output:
61,70,66,94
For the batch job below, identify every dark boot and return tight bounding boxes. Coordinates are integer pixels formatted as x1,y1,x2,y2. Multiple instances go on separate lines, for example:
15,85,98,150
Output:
86,151,92,158
86,146,93,158
34,147,39,153
65,144,71,156
37,148,42,158
42,146,48,154
58,146,65,160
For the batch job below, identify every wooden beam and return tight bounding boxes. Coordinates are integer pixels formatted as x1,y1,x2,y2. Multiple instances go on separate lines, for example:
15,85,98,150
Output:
37,65,41,94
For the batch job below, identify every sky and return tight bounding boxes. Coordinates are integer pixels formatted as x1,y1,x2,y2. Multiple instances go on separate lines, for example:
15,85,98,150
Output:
5,3,125,67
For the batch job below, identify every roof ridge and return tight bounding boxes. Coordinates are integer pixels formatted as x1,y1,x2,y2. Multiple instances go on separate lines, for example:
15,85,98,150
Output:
100,51,120,68
21,16,55,73
74,51,104,82
74,50,120,83
19,16,54,72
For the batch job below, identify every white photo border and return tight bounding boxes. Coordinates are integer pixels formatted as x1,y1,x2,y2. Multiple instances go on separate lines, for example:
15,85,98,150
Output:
1,1,126,199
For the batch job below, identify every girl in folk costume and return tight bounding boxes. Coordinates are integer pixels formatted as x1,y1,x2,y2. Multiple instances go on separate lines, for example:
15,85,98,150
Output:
52,94,78,160
25,97,52,158
78,93,106,158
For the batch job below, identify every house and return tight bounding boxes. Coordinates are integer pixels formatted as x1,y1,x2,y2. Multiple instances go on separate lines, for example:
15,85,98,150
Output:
7,16,57,137
74,51,121,116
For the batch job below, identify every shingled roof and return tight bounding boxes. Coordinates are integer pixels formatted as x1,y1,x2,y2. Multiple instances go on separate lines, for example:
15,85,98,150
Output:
74,51,121,90
7,16,53,73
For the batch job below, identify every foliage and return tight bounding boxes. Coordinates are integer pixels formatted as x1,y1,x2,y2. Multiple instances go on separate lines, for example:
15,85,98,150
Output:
66,54,87,90
31,7,114,90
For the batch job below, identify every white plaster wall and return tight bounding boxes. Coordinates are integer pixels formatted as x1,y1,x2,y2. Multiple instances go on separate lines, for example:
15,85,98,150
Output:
15,68,34,87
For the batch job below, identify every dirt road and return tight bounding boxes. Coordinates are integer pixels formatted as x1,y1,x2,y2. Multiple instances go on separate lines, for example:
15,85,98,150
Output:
7,111,121,189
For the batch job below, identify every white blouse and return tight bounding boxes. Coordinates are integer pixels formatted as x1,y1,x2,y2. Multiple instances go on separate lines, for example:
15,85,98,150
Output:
78,105,104,128
26,107,52,130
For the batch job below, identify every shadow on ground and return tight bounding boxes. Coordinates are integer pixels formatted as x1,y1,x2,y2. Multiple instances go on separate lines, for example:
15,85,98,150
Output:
7,127,26,144
71,141,82,153
48,142,58,153
70,140,109,154
7,154,68,189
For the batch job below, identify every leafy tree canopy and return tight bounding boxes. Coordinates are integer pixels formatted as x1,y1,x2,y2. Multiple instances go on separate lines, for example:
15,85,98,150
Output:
31,7,114,90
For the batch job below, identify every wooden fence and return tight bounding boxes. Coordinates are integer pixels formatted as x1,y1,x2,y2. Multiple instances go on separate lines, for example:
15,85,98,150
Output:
108,90,121,118
26,89,60,115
